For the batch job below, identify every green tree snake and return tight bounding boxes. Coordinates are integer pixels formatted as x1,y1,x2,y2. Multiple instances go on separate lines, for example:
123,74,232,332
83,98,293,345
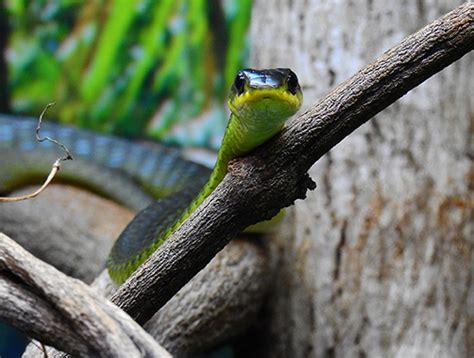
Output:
0,68,302,284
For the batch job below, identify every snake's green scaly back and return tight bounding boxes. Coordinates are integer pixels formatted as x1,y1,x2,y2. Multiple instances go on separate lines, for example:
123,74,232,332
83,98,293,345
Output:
108,69,303,284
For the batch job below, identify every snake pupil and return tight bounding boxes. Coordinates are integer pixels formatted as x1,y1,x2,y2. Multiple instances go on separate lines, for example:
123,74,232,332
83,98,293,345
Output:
233,71,246,95
287,70,300,95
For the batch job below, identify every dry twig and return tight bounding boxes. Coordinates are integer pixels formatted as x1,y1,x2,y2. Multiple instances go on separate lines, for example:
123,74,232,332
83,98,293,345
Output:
0,103,73,202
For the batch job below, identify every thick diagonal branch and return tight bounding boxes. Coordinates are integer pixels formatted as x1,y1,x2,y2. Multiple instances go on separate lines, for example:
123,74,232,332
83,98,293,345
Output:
111,2,473,324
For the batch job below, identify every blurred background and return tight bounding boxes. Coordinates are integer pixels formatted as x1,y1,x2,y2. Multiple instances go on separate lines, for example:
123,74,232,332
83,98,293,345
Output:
1,1,252,356
1,0,251,149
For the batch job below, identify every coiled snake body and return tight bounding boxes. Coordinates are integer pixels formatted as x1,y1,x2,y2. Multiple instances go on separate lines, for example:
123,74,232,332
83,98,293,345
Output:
0,68,302,284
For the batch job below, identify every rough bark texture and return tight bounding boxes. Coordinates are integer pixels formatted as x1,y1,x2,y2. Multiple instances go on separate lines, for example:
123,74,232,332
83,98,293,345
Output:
143,236,271,355
0,233,170,357
92,237,272,356
251,0,473,357
109,2,473,327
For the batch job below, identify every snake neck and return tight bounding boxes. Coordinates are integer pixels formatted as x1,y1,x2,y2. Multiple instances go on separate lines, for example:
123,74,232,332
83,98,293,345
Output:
108,68,303,284
197,109,284,199
183,113,255,214
108,112,274,284
159,112,272,243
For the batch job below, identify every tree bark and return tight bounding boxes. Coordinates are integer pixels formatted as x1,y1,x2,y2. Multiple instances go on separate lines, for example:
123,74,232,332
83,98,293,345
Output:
250,0,473,357
0,185,132,282
3,186,272,356
0,233,170,357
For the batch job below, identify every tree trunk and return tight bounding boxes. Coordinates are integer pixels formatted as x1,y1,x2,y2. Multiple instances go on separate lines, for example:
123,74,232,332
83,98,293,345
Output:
250,1,472,357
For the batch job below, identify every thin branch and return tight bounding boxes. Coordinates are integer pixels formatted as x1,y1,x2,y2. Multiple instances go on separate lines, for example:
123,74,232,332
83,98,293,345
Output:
109,2,474,324
0,103,73,202
0,233,170,357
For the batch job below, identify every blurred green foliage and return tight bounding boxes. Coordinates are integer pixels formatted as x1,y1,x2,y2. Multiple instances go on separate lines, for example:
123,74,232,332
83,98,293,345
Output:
5,0,252,148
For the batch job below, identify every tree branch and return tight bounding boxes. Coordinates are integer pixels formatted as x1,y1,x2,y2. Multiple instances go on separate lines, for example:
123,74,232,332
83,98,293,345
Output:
110,2,473,324
93,237,272,356
6,184,273,355
0,233,170,357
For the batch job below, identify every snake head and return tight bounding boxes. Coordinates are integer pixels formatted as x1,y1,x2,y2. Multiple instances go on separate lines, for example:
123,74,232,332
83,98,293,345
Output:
228,68,303,122
226,68,303,153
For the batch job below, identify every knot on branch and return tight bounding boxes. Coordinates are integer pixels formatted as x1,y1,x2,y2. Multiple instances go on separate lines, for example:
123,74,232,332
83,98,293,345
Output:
296,173,317,200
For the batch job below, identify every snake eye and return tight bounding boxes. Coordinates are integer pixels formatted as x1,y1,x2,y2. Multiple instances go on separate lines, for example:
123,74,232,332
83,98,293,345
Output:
287,70,300,95
232,71,246,96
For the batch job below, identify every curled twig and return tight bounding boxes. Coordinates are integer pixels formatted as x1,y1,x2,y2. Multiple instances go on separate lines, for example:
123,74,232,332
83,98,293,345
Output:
0,103,73,202
35,103,73,162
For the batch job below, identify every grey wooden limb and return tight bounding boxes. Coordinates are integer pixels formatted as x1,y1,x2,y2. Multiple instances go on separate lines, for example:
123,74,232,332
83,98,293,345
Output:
0,233,170,358
92,238,272,356
7,185,273,356
144,237,271,355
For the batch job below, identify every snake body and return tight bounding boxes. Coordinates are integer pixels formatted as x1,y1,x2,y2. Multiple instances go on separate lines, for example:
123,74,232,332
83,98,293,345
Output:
108,68,302,283
0,69,302,285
